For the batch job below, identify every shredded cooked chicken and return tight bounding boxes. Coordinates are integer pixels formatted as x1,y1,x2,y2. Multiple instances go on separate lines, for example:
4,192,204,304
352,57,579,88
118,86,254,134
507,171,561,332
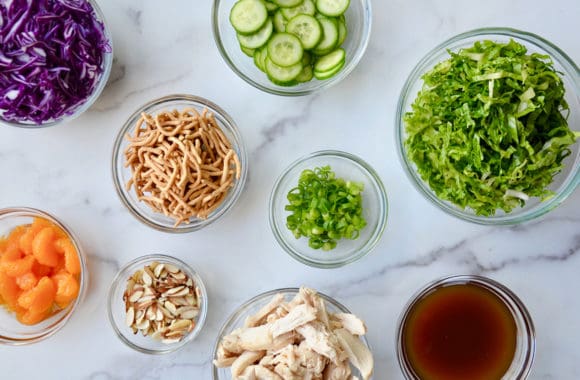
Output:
213,287,373,380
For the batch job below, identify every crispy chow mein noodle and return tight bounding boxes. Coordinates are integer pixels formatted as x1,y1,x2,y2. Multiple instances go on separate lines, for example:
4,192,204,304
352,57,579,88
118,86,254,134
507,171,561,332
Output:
124,108,241,226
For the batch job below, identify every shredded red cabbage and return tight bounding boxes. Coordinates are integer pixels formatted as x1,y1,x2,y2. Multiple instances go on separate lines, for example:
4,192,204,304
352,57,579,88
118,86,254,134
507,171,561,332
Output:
0,0,111,125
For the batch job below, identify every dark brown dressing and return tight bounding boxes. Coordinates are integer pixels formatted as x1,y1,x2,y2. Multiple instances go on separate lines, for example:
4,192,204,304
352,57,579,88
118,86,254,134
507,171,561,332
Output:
402,283,517,380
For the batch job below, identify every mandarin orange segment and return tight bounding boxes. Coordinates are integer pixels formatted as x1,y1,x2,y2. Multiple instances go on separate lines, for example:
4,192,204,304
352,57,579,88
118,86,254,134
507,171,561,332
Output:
0,255,34,278
19,229,35,255
7,225,27,242
17,309,49,326
16,272,38,291
17,276,56,313
29,218,52,236
1,243,22,262
52,271,79,309
0,271,21,309
56,239,81,275
32,227,60,267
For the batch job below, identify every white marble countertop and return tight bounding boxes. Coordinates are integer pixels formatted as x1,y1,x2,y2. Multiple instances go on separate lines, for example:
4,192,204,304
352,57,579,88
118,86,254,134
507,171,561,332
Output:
1,0,579,379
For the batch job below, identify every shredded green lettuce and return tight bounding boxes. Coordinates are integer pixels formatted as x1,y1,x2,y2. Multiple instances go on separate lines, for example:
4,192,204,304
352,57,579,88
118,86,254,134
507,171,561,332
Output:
404,39,579,216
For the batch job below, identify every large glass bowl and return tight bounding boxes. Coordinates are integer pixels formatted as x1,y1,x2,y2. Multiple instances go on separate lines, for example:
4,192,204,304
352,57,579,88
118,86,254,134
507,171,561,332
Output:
269,150,388,268
212,0,372,96
111,94,248,233
0,207,87,345
107,254,208,355
212,288,372,379
396,27,580,225
0,0,113,128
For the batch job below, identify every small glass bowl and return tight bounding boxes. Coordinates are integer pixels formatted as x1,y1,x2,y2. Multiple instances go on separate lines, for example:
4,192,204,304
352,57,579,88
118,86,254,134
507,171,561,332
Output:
269,150,388,268
0,207,87,345
107,254,208,355
396,275,535,380
0,0,113,128
212,0,372,96
396,27,580,225
111,94,248,233
212,287,372,379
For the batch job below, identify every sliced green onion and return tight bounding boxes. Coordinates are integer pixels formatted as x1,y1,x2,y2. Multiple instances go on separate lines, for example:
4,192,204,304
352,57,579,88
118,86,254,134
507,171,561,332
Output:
285,166,366,250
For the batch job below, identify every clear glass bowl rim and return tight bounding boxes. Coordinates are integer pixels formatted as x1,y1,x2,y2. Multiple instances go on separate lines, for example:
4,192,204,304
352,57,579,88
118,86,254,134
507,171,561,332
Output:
395,27,580,225
111,94,249,233
0,207,88,345
395,274,536,380
269,149,388,268
106,253,208,355
211,287,371,379
211,0,373,96
0,0,114,128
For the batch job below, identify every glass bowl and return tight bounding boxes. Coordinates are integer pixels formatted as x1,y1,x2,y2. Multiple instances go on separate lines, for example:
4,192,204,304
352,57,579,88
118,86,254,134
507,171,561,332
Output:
111,94,248,233
0,207,87,345
212,287,372,379
212,0,372,96
0,0,113,128
269,150,388,268
396,275,535,379
396,27,580,225
107,254,208,355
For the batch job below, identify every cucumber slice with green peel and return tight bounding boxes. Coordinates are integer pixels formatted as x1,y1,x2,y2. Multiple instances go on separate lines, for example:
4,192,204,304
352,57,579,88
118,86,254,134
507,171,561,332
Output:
253,49,264,71
241,45,256,57
286,15,322,50
312,16,338,55
337,19,347,46
259,45,269,69
267,33,304,67
263,0,279,12
314,48,345,72
314,59,345,80
237,19,273,48
273,0,303,7
295,64,314,82
315,0,350,16
265,58,303,83
281,0,315,19
273,10,287,32
230,0,269,35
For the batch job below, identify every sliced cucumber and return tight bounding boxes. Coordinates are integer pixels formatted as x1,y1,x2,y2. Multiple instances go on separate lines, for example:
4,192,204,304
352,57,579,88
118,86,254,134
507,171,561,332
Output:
241,45,256,57
314,48,345,72
273,10,287,32
263,0,279,12
312,16,338,55
314,59,345,80
267,33,303,67
295,64,314,82
237,19,273,48
316,0,349,16
258,45,269,69
265,58,303,83
230,0,268,35
337,18,347,46
281,0,315,19
273,0,303,7
286,15,322,50
253,48,264,71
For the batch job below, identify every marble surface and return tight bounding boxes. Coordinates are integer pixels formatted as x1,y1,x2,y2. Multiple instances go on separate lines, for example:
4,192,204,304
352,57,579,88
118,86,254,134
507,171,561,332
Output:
1,0,579,379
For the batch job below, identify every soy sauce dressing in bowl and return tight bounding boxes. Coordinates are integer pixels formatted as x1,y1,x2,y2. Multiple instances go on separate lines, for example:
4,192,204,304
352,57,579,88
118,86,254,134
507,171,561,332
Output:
397,275,535,380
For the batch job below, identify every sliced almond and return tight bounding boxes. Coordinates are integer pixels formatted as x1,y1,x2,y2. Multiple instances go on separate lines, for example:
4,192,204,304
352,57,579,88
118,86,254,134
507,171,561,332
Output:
142,271,153,286
125,307,135,326
154,264,165,278
165,264,180,274
129,290,144,303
